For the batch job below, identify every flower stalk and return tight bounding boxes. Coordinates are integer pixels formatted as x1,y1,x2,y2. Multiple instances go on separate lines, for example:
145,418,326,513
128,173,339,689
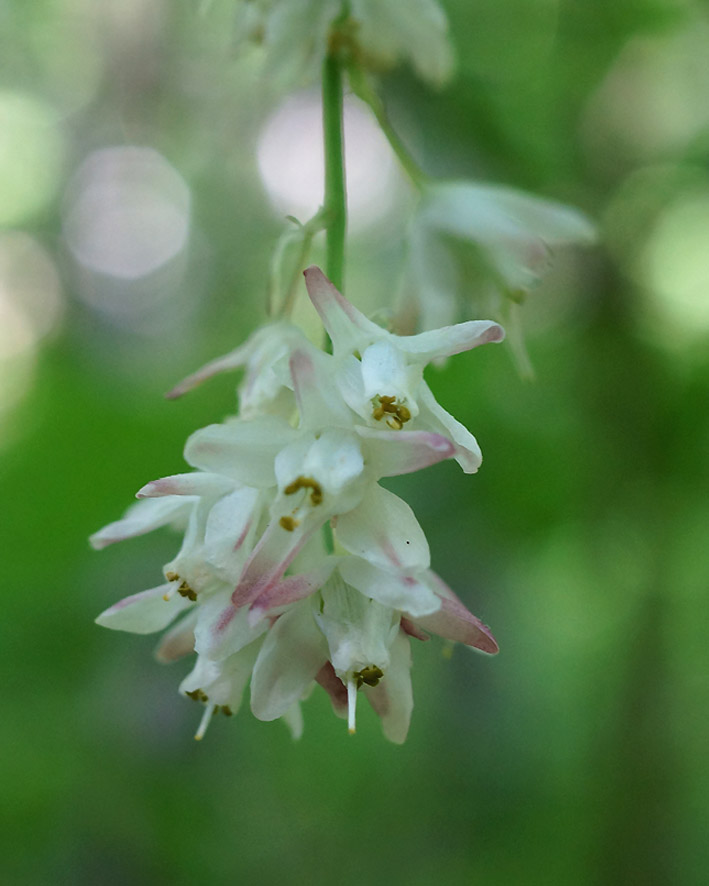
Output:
322,52,347,293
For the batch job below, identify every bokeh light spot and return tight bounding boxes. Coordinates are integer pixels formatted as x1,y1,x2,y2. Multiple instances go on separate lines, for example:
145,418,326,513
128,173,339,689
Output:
0,234,64,421
63,146,191,280
0,91,64,227
641,192,709,338
257,92,400,229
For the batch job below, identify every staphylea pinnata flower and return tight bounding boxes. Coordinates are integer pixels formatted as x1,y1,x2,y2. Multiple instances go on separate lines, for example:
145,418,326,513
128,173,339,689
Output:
401,180,597,376
231,0,453,88
92,266,500,743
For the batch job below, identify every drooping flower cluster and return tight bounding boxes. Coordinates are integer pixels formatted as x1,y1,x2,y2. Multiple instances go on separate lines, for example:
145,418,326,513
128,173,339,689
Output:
92,267,502,743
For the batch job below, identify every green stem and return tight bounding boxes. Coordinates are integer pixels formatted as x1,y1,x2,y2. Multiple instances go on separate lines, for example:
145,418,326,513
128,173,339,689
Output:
320,53,347,557
322,53,347,292
348,66,427,191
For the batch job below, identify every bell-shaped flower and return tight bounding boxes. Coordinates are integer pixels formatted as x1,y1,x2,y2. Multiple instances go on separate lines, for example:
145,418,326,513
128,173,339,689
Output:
316,572,403,738
179,640,263,739
303,266,504,472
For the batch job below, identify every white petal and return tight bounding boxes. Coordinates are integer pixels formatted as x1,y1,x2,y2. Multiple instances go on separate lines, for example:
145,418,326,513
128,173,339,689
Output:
184,417,298,486
194,593,267,660
339,557,441,618
250,600,329,721
274,428,365,500
356,426,455,477
393,319,504,362
303,265,384,355
334,354,370,420
281,702,304,740
364,629,413,744
96,583,191,633
359,340,422,408
90,496,194,550
416,382,482,473
203,487,261,578
336,484,430,572
165,338,255,399
290,346,354,428
137,472,235,499
154,610,197,662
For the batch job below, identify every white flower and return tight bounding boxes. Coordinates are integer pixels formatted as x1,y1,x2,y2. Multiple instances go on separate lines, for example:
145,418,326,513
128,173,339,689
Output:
402,181,596,373
303,265,504,472
165,322,306,419
231,0,453,87
91,265,500,743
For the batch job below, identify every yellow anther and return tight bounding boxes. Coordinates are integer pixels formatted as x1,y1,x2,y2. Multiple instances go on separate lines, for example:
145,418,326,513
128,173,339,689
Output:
279,515,300,532
177,581,197,602
165,570,180,582
371,395,411,430
221,705,233,717
284,475,323,505
185,688,209,702
353,665,384,689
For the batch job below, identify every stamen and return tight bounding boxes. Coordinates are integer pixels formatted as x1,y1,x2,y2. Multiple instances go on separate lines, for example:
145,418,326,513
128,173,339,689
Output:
177,581,197,602
194,703,215,741
347,678,357,735
371,395,411,430
284,475,323,505
353,665,384,688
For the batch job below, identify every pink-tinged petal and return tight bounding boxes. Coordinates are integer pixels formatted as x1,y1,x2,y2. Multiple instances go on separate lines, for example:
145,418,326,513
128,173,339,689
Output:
413,571,499,654
90,497,193,550
194,594,267,661
248,557,339,623
364,629,413,744
315,662,348,717
231,514,316,610
303,266,383,354
400,617,429,642
416,382,482,473
355,426,455,477
184,417,298,486
154,610,198,663
137,472,235,499
336,485,430,573
250,600,329,721
290,347,354,428
339,556,440,618
165,339,254,399
394,319,504,362
95,583,191,633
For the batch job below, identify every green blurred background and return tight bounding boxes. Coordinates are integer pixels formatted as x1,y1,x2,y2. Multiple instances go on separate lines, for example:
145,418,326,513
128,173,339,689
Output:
2,0,708,883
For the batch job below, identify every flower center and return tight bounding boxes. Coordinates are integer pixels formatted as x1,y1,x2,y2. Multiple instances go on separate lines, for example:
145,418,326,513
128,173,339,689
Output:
353,664,384,688
371,395,411,431
164,571,197,601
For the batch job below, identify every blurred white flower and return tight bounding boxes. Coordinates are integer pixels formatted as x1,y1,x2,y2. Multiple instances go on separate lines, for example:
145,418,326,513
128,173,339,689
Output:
232,0,453,87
